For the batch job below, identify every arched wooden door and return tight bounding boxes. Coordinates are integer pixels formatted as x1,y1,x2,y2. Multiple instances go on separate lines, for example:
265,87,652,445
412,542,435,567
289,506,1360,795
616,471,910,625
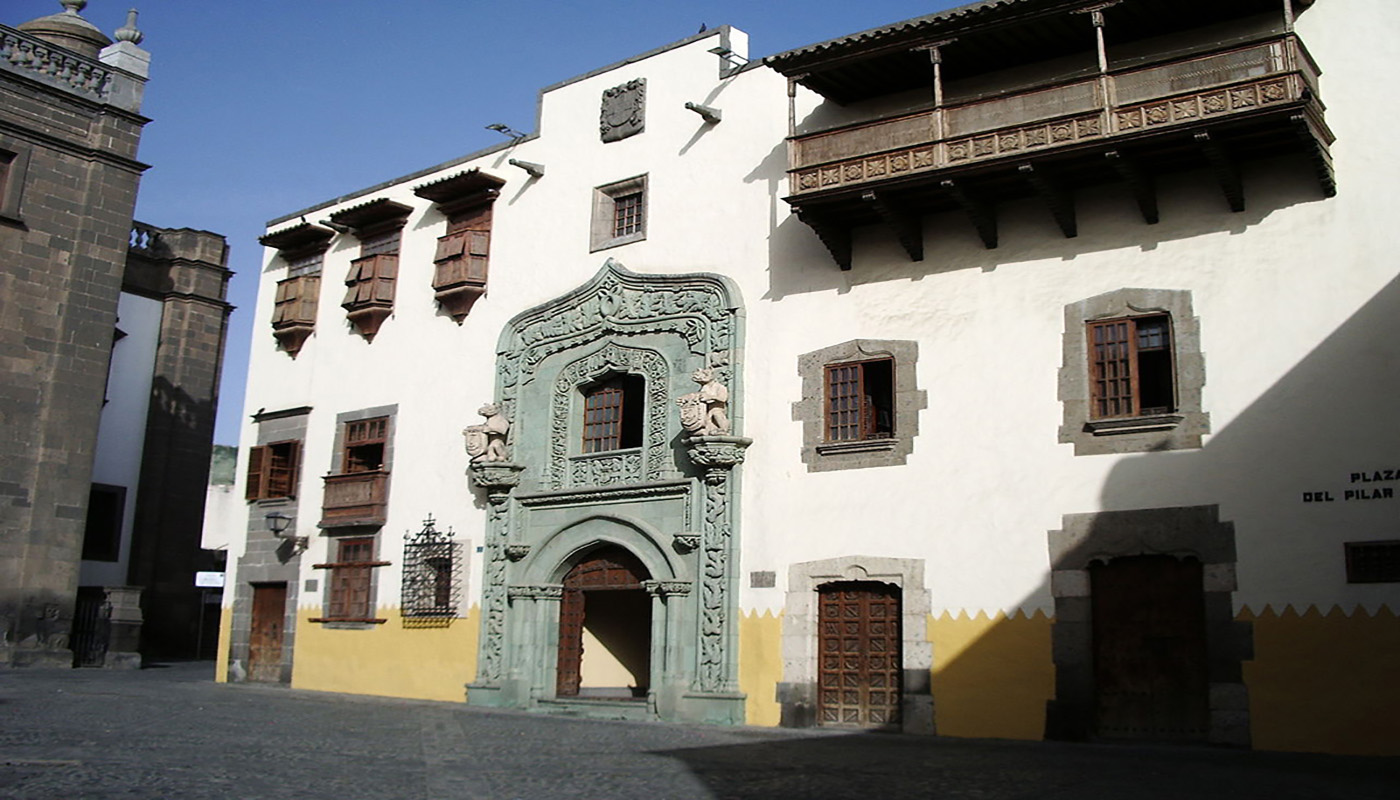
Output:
817,581,902,728
1091,554,1208,741
556,545,650,697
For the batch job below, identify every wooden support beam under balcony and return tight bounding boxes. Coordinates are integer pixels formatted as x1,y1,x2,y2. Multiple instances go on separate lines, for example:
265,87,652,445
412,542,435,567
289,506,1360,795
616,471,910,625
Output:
796,209,853,271
1194,131,1245,213
1019,163,1077,239
862,191,923,262
319,470,389,529
939,179,997,250
1104,150,1159,225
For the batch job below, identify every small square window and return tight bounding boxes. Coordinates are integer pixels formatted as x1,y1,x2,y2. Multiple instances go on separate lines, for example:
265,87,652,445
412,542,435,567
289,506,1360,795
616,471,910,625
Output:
581,374,645,453
591,175,647,251
1345,541,1400,583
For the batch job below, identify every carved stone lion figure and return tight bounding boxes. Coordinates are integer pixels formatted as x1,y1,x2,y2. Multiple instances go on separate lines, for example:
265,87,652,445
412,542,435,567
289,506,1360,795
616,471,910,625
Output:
676,368,730,436
464,403,511,463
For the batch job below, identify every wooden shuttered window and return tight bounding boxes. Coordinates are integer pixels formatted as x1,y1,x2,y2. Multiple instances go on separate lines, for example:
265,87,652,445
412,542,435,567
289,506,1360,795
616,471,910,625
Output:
434,204,491,290
342,254,398,308
824,359,894,442
312,537,390,623
272,275,320,327
245,441,301,501
1088,314,1175,419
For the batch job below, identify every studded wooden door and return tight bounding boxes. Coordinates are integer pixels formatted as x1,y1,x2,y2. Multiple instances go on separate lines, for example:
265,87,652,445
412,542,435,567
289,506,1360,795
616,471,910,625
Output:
817,582,902,728
248,583,287,683
555,546,649,697
1091,555,1209,741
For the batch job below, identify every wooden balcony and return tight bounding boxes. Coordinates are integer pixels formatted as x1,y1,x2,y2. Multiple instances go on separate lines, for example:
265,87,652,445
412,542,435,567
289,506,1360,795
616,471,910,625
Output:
786,35,1333,268
319,470,388,528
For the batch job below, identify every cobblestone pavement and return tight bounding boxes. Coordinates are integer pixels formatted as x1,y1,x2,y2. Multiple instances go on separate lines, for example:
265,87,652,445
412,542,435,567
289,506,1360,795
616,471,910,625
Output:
1,663,1396,800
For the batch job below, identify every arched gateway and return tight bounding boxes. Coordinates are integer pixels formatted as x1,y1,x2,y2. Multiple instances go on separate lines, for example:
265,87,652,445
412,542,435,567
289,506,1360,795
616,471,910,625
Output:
465,261,749,724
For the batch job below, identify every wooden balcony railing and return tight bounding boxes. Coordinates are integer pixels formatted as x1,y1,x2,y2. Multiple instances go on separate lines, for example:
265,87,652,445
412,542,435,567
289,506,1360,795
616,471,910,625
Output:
788,36,1327,198
320,470,388,528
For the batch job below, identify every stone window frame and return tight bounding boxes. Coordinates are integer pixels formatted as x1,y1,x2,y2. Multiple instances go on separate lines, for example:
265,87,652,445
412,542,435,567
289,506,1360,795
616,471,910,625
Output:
779,555,934,735
1059,288,1208,456
590,175,648,252
793,339,926,472
1045,504,1251,746
0,144,29,224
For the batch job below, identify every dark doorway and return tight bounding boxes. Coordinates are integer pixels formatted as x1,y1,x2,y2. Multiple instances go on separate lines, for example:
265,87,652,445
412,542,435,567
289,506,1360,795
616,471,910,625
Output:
1091,554,1208,741
248,583,287,682
556,546,651,699
817,581,902,728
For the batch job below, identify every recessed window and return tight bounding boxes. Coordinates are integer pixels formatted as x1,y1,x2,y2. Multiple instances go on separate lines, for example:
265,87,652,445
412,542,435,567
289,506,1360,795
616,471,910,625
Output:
0,147,26,223
794,340,925,472
1345,541,1400,583
825,358,894,442
591,175,647,251
1059,289,1208,456
81,484,125,562
245,440,302,501
582,374,645,453
1089,314,1175,419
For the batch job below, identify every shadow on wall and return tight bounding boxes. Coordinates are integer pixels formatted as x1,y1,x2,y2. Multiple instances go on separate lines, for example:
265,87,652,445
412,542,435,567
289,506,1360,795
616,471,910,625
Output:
926,272,1400,755
651,728,1400,798
762,158,1324,301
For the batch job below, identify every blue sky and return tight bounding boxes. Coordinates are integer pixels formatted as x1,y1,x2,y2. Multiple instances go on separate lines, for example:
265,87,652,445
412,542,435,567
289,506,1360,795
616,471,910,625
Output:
10,0,961,445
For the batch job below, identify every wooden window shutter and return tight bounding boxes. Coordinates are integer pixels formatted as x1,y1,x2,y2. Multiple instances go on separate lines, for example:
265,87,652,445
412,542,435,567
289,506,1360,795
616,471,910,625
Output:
245,445,268,501
434,232,467,262
297,275,320,321
466,231,490,283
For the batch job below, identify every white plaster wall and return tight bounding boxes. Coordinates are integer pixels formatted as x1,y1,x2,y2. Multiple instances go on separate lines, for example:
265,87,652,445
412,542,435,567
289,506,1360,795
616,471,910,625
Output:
737,0,1400,617
228,30,790,613
225,1,1400,626
81,291,162,587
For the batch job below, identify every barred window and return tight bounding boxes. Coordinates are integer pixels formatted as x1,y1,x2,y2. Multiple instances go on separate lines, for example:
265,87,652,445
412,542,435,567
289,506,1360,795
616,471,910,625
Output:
401,516,462,623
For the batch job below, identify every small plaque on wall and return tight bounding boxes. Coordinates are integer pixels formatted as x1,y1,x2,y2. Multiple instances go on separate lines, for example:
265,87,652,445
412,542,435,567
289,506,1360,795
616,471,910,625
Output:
601,79,645,142
750,571,776,588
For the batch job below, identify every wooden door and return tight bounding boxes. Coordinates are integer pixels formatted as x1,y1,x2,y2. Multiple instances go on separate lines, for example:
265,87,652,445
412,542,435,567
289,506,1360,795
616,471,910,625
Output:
248,583,287,683
1091,555,1208,741
555,546,648,697
817,582,902,728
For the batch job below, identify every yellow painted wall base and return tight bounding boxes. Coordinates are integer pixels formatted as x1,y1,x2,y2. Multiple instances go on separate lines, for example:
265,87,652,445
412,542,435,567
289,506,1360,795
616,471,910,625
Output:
1243,604,1400,756
214,606,232,683
929,610,1054,741
291,606,480,703
739,609,782,727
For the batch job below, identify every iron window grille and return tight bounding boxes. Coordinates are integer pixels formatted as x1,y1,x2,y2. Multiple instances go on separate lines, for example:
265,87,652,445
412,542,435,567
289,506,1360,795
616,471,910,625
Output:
401,515,462,623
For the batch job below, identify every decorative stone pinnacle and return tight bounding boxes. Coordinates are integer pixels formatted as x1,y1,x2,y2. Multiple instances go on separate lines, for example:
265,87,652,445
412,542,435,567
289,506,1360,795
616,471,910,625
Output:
61,1,88,15
115,9,144,44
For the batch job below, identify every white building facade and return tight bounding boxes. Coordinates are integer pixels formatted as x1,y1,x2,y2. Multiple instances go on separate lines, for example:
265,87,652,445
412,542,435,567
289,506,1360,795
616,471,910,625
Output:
219,0,1399,756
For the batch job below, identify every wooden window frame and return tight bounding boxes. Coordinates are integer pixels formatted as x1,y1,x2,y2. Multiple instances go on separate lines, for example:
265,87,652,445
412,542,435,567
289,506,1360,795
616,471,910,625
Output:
245,440,302,501
1088,313,1177,421
342,416,389,474
823,358,895,443
581,375,644,453
311,537,389,624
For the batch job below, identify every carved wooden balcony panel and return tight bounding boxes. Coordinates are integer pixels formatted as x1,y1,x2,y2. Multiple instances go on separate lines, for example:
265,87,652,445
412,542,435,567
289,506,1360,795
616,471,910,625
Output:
320,470,389,528
788,36,1333,225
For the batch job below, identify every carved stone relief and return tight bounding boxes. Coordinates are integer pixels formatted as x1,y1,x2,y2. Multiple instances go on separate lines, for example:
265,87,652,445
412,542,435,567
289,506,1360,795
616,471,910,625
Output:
601,78,645,142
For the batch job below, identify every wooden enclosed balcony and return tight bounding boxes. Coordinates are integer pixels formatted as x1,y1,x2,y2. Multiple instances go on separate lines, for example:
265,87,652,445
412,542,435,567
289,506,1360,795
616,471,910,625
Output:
785,35,1333,268
320,470,389,528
